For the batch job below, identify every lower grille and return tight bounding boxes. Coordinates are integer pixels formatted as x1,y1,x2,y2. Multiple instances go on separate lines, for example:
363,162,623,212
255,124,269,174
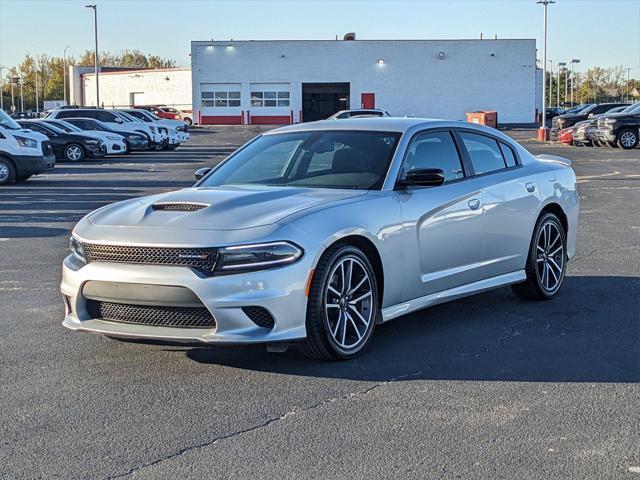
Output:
242,306,275,329
42,141,53,156
87,300,216,328
82,243,218,273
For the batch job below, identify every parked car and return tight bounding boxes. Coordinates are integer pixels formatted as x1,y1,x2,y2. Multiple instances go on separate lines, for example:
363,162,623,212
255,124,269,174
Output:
42,119,128,155
120,108,189,149
551,103,630,138
545,107,564,120
572,106,629,146
328,109,390,119
557,127,574,145
0,110,55,184
593,101,640,149
159,106,193,126
17,120,106,161
45,108,164,149
61,118,578,360
135,105,179,120
61,117,149,152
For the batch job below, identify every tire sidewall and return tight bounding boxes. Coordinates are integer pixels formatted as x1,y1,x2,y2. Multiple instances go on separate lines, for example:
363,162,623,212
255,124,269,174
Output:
64,143,85,162
529,213,567,299
308,245,379,359
618,128,638,149
0,157,16,185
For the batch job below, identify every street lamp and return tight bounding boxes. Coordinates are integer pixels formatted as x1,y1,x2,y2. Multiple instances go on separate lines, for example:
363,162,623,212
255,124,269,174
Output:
85,4,99,107
625,67,632,102
558,61,566,108
548,60,554,107
570,58,580,106
537,0,554,139
63,45,70,105
19,75,24,112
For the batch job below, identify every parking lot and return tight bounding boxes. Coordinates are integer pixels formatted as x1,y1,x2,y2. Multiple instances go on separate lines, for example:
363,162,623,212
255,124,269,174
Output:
1,127,638,479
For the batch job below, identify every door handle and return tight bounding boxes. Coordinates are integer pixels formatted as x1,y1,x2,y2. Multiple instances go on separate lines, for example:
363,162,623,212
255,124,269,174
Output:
468,198,481,210
525,182,536,192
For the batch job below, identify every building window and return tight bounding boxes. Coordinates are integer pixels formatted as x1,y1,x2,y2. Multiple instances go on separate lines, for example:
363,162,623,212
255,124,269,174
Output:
251,91,290,108
201,90,241,108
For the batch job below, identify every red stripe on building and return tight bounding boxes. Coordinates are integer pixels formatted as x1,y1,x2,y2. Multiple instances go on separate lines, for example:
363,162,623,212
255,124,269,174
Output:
250,115,292,125
201,115,243,125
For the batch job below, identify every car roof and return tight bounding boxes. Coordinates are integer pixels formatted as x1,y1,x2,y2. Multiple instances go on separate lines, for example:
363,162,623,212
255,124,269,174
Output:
269,117,457,134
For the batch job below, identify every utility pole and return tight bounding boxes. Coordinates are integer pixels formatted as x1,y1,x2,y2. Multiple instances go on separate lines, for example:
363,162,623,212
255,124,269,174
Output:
0,65,5,112
63,45,70,105
625,67,632,102
85,4,99,107
537,0,554,139
548,60,554,107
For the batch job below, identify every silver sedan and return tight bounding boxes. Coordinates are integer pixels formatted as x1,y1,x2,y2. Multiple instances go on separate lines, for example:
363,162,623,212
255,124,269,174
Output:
61,118,579,360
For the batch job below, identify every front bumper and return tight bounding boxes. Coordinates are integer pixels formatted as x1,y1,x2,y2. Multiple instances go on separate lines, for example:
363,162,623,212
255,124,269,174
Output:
13,153,55,177
60,255,311,344
594,127,617,143
86,144,106,158
106,139,127,154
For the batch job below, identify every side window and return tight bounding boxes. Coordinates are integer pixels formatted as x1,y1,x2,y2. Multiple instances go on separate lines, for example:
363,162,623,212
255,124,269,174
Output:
78,110,97,120
404,131,464,182
57,111,73,119
591,105,612,115
459,132,507,175
499,142,518,167
96,111,115,122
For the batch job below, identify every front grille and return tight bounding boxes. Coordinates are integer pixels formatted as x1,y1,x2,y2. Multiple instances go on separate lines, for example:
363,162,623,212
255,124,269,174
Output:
152,203,209,212
42,141,53,156
82,243,218,272
242,306,275,329
87,300,216,328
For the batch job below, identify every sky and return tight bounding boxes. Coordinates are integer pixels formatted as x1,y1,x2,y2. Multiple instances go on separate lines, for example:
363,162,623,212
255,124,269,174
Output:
1,0,639,77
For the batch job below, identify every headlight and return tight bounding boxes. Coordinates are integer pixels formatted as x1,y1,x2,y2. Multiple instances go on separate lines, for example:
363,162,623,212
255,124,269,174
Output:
107,135,121,140
556,118,565,125
14,136,38,148
217,241,303,272
69,236,86,263
604,118,618,124
85,139,99,145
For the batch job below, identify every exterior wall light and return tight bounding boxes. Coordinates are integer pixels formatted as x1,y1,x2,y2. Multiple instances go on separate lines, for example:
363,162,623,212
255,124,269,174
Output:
437,51,446,59
377,59,385,65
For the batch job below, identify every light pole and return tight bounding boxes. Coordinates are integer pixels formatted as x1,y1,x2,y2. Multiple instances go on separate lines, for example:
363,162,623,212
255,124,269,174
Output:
625,67,632,102
63,45,70,105
35,60,39,114
537,0,554,138
570,58,580,106
548,60,554,107
10,74,17,112
19,75,24,112
0,65,5,112
85,4,99,107
558,61,565,108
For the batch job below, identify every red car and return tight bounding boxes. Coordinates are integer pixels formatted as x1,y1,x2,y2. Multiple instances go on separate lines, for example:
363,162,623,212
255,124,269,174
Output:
135,106,179,120
557,127,574,145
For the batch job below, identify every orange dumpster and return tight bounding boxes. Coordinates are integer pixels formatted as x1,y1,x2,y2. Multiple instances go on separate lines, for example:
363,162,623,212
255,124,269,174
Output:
466,110,498,128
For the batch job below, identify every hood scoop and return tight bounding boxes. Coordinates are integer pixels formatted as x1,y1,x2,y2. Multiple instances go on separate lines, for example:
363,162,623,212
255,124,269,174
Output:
151,202,210,212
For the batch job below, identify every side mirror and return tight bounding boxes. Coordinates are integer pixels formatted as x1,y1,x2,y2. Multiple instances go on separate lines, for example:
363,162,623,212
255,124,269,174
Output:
588,113,594,118
114,117,123,123
194,168,211,181
399,168,445,188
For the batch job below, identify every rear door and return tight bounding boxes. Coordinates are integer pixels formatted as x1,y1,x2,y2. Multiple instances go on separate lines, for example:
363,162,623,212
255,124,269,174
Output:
396,129,486,299
455,129,540,278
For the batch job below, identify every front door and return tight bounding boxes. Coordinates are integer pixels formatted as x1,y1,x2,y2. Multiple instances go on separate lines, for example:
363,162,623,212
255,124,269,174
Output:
361,93,375,109
397,129,485,300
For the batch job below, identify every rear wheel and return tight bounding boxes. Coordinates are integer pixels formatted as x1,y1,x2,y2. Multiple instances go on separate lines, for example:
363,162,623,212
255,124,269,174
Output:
301,245,379,360
0,157,16,185
617,128,638,149
64,143,85,162
512,212,567,300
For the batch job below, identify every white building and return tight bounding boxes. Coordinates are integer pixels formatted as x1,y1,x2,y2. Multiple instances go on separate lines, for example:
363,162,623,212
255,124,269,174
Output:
191,38,539,125
72,66,191,110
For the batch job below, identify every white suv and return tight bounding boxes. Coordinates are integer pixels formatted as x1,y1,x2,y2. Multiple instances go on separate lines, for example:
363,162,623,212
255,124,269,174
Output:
122,109,189,149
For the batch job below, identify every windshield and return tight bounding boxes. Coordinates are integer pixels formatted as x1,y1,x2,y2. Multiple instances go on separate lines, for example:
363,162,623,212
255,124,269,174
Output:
622,102,640,113
47,120,81,133
115,111,138,122
200,130,401,190
0,110,21,130
137,110,160,121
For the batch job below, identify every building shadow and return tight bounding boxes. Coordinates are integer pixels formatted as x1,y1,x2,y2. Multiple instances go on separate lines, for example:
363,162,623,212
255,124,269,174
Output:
186,275,640,384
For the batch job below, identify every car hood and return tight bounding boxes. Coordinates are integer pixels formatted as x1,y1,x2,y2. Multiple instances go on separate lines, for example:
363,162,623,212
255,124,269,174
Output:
87,185,367,231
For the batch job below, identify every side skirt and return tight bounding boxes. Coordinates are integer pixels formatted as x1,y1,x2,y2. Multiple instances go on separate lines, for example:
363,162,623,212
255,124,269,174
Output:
381,270,526,323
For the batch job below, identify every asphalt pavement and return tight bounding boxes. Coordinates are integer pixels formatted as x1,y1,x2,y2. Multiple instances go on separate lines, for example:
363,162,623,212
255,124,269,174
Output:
1,126,638,479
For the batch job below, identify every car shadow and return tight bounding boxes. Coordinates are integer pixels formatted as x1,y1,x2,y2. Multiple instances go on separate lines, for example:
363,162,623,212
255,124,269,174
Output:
186,275,640,383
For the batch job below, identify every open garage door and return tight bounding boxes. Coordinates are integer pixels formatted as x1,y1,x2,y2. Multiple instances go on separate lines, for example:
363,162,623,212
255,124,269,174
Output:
302,83,349,122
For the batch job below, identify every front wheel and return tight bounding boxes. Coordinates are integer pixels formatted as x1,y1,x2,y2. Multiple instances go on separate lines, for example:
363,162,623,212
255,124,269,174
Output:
301,245,379,360
512,212,567,300
0,157,16,185
617,128,639,149
64,143,85,162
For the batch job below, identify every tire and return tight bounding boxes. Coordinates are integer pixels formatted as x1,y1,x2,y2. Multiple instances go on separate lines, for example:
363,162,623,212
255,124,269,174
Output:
300,245,379,360
512,212,567,301
123,140,131,154
616,128,638,149
0,157,16,185
16,174,33,182
64,143,85,162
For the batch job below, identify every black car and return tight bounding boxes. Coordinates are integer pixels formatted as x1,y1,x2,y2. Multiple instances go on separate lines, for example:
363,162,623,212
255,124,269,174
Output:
545,107,564,120
17,120,106,161
572,106,629,146
594,101,640,149
62,117,149,152
551,103,630,138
